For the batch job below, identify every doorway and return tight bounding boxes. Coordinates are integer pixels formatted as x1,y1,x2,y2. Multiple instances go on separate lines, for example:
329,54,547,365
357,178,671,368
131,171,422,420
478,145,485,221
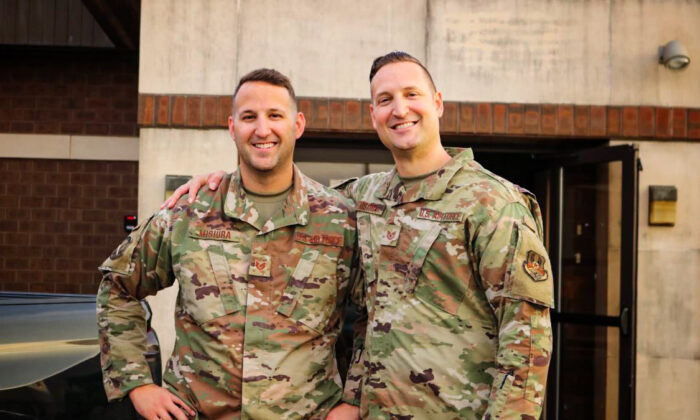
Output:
295,140,639,420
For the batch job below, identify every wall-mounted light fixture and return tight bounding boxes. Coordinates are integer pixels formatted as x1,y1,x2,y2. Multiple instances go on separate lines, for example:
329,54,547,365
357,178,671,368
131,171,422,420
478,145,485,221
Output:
648,185,677,226
658,40,690,70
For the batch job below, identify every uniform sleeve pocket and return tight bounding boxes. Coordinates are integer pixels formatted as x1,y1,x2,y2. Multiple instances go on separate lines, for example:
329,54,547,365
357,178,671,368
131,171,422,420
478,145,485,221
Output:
524,306,552,406
487,370,515,419
506,222,554,308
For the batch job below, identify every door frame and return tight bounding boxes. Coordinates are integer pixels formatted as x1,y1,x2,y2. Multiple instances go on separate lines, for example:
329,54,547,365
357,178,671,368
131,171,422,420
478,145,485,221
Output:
545,144,639,420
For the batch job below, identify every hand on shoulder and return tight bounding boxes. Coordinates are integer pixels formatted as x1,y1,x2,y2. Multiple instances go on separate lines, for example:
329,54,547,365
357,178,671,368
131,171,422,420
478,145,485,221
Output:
161,170,227,209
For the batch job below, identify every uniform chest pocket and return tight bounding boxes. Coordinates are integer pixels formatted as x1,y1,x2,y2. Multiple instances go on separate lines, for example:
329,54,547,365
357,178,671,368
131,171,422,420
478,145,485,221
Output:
178,239,245,325
277,245,340,334
382,222,469,318
379,222,442,296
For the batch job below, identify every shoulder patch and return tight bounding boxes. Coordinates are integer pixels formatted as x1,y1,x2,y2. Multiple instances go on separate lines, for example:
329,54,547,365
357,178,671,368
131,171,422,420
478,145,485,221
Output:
523,250,548,282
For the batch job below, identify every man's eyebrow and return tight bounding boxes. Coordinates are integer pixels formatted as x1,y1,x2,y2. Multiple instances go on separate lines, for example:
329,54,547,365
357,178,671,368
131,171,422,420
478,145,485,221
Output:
375,85,423,96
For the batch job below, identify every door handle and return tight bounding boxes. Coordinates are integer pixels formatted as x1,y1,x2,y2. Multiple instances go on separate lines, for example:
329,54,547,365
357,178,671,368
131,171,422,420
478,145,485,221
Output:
619,307,630,336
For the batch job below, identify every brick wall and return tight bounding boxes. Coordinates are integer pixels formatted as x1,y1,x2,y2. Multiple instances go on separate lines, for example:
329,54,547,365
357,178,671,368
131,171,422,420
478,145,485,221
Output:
138,93,700,140
0,49,138,136
0,157,137,294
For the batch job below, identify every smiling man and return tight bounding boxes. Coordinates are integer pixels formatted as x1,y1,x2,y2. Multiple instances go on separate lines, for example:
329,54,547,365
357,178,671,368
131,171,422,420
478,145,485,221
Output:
334,52,554,420
97,69,358,420
168,52,554,420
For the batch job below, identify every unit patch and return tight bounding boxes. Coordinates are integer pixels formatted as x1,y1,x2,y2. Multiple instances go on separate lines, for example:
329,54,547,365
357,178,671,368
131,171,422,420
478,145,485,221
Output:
523,250,548,282
198,229,234,240
380,224,401,246
357,201,386,215
295,232,343,247
417,208,464,223
249,254,272,277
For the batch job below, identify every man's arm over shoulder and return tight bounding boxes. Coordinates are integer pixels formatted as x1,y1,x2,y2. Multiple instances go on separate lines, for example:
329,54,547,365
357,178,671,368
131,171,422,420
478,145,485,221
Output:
471,201,554,419
97,210,176,401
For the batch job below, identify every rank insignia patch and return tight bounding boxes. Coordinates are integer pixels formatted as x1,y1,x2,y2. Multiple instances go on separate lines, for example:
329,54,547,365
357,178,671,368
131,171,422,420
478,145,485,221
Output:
523,250,548,282
380,224,401,246
249,254,272,277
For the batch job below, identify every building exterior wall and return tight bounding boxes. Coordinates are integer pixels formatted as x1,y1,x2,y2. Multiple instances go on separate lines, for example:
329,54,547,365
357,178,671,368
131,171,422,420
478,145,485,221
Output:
140,0,700,103
137,0,700,194
0,156,137,294
428,0,699,106
0,50,140,293
0,0,113,48
629,140,700,420
138,128,236,221
0,51,138,136
136,1,700,417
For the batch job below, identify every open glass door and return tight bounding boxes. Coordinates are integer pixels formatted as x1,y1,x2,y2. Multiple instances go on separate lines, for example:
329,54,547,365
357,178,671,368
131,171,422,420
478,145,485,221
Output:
543,144,639,420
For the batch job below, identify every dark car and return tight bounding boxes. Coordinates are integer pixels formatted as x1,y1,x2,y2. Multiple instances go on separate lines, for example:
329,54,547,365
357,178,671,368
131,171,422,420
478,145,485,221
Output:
0,292,161,420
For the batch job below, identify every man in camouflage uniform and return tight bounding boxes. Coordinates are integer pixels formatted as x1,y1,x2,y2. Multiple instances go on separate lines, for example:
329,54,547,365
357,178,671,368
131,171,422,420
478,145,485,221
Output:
98,69,357,420
168,53,554,420
335,52,554,420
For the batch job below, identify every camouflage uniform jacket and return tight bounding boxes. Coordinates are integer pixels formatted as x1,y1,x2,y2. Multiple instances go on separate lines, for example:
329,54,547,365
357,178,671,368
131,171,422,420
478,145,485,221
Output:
97,166,357,420
341,148,554,420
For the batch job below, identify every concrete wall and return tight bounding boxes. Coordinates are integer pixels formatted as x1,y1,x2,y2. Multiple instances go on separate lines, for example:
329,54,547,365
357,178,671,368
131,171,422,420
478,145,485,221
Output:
140,0,700,103
138,128,235,218
627,140,700,420
428,0,700,105
140,0,427,97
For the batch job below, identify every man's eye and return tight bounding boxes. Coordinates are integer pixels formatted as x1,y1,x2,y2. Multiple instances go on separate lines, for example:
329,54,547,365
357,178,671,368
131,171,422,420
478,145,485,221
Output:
242,115,254,121
378,97,390,104
270,113,282,119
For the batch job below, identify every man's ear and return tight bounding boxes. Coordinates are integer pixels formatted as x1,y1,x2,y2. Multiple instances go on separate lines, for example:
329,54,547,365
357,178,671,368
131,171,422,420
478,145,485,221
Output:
369,103,377,130
228,115,235,140
295,112,306,139
434,91,444,118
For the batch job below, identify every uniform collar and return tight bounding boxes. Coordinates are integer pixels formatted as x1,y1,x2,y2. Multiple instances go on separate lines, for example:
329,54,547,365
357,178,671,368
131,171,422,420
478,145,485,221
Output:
375,148,474,204
224,165,310,233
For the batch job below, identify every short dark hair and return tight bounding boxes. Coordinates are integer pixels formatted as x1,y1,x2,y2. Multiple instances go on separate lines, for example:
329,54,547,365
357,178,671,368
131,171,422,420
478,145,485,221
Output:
232,68,296,108
369,51,436,91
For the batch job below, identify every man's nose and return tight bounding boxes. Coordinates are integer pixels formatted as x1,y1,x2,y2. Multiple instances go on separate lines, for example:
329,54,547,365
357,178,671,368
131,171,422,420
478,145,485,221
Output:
254,119,272,137
392,98,409,118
